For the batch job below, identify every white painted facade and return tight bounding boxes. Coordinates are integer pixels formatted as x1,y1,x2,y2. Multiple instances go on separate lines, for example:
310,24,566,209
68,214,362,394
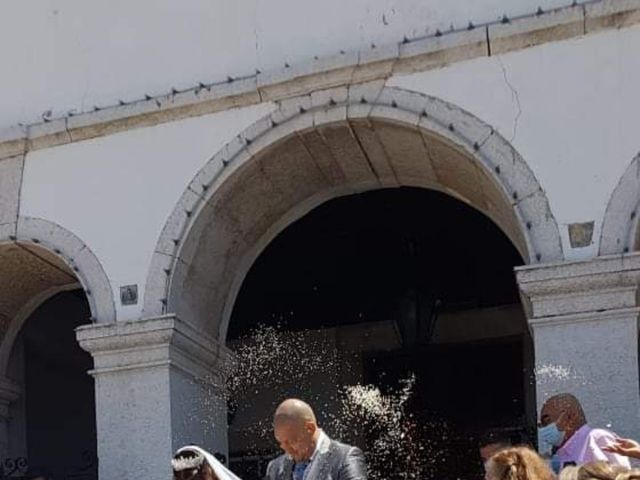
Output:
1,1,640,478
2,0,589,129
15,21,640,320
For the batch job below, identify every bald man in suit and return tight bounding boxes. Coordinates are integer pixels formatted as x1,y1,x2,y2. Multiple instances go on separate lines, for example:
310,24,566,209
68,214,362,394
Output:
265,399,367,480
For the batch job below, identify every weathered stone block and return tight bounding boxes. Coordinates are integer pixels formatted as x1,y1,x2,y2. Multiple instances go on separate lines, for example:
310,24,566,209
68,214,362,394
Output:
28,118,71,151
349,120,398,187
347,80,386,108
0,126,26,160
0,155,23,225
270,95,312,125
16,216,84,259
189,152,225,197
479,132,542,201
314,105,347,126
73,245,116,322
311,86,348,108
142,252,174,317
488,5,584,56
513,190,563,263
395,28,488,75
585,0,640,33
154,189,203,257
599,157,640,255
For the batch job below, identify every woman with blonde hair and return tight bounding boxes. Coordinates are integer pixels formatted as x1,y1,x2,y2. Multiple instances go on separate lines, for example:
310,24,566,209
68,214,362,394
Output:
485,446,555,480
577,462,640,480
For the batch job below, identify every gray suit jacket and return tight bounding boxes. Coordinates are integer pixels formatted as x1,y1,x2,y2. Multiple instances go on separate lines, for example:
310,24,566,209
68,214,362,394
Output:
265,434,367,480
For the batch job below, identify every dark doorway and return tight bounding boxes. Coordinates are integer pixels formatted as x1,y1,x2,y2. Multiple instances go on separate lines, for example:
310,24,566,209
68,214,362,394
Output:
228,187,531,480
20,290,97,480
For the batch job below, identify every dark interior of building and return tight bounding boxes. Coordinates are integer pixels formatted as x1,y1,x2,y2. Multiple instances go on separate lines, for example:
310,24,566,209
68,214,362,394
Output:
17,290,97,480
229,187,533,480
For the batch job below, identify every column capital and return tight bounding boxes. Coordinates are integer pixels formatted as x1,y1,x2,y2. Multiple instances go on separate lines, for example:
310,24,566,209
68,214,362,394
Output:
516,253,640,320
76,314,234,380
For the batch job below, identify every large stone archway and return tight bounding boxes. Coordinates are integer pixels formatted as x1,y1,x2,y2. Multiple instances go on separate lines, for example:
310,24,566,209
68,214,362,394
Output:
144,85,562,340
0,216,113,476
0,216,115,375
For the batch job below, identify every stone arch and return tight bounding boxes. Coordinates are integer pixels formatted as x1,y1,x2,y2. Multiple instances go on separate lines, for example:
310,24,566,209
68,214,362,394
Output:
600,153,640,255
143,85,562,339
0,216,115,375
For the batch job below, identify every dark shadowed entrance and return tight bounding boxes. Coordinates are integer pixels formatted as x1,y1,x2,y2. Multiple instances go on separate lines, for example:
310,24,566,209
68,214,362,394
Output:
9,291,97,480
228,187,534,480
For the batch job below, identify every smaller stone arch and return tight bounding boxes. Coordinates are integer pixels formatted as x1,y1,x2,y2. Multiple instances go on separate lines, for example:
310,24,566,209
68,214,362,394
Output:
143,84,563,334
600,153,640,255
0,216,115,375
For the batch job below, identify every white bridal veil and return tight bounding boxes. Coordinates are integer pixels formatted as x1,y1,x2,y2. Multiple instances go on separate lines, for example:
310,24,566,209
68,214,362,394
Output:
175,445,243,480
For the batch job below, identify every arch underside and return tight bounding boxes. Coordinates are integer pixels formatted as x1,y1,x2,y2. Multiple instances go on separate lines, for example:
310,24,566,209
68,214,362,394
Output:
145,87,562,339
0,217,115,375
168,125,556,338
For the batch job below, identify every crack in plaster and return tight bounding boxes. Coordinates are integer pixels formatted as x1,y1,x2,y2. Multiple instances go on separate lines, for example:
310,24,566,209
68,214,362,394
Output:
497,56,522,144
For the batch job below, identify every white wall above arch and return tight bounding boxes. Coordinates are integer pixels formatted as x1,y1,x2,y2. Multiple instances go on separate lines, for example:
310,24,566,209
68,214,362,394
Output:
19,103,275,321
389,24,640,259
144,85,562,338
0,0,586,129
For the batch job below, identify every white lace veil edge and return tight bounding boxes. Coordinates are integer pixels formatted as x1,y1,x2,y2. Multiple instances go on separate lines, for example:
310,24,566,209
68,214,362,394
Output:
175,445,243,480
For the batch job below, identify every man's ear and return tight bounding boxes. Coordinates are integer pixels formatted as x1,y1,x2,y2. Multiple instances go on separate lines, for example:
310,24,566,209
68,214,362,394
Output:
305,421,316,434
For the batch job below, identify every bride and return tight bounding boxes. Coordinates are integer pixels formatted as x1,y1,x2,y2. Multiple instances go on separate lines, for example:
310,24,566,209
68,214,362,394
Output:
172,446,242,480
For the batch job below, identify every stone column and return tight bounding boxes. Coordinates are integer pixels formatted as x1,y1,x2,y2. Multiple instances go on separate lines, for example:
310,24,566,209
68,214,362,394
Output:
516,254,640,439
0,377,20,461
76,315,232,480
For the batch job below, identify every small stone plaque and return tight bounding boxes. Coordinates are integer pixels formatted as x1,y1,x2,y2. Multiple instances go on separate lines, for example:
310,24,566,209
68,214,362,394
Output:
568,221,595,248
120,284,138,305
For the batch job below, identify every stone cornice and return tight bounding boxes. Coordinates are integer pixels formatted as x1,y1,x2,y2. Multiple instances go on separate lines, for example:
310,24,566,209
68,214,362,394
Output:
1,0,639,160
516,253,640,318
516,252,640,292
528,305,640,327
76,315,233,379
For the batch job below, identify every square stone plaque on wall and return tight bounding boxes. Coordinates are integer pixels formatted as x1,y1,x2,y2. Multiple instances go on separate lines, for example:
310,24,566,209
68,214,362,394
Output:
120,284,138,305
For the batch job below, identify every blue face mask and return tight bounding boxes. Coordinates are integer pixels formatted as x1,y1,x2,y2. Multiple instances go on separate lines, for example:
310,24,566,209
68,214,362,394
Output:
538,422,565,448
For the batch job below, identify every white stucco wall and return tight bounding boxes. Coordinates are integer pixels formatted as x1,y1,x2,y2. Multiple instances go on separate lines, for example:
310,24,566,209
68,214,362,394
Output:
389,24,640,261
16,22,640,319
20,103,275,321
2,0,582,129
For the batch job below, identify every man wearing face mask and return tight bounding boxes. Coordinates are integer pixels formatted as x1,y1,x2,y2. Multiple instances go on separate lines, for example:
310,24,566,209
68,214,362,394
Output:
538,393,630,470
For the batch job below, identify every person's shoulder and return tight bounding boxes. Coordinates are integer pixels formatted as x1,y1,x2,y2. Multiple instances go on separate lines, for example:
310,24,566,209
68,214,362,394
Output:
267,453,288,471
588,427,619,439
330,439,364,457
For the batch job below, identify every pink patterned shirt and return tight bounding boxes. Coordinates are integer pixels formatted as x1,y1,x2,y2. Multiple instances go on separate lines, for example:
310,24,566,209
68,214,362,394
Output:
556,425,630,468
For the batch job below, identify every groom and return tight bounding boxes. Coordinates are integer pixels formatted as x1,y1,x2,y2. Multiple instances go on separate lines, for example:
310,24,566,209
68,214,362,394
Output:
265,399,368,480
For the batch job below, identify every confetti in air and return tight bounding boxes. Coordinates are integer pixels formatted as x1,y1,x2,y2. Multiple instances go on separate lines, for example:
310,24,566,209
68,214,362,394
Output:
192,324,445,480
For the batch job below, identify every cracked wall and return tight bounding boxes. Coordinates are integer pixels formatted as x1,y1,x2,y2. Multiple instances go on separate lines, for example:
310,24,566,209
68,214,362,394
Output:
389,23,640,261
0,0,590,129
